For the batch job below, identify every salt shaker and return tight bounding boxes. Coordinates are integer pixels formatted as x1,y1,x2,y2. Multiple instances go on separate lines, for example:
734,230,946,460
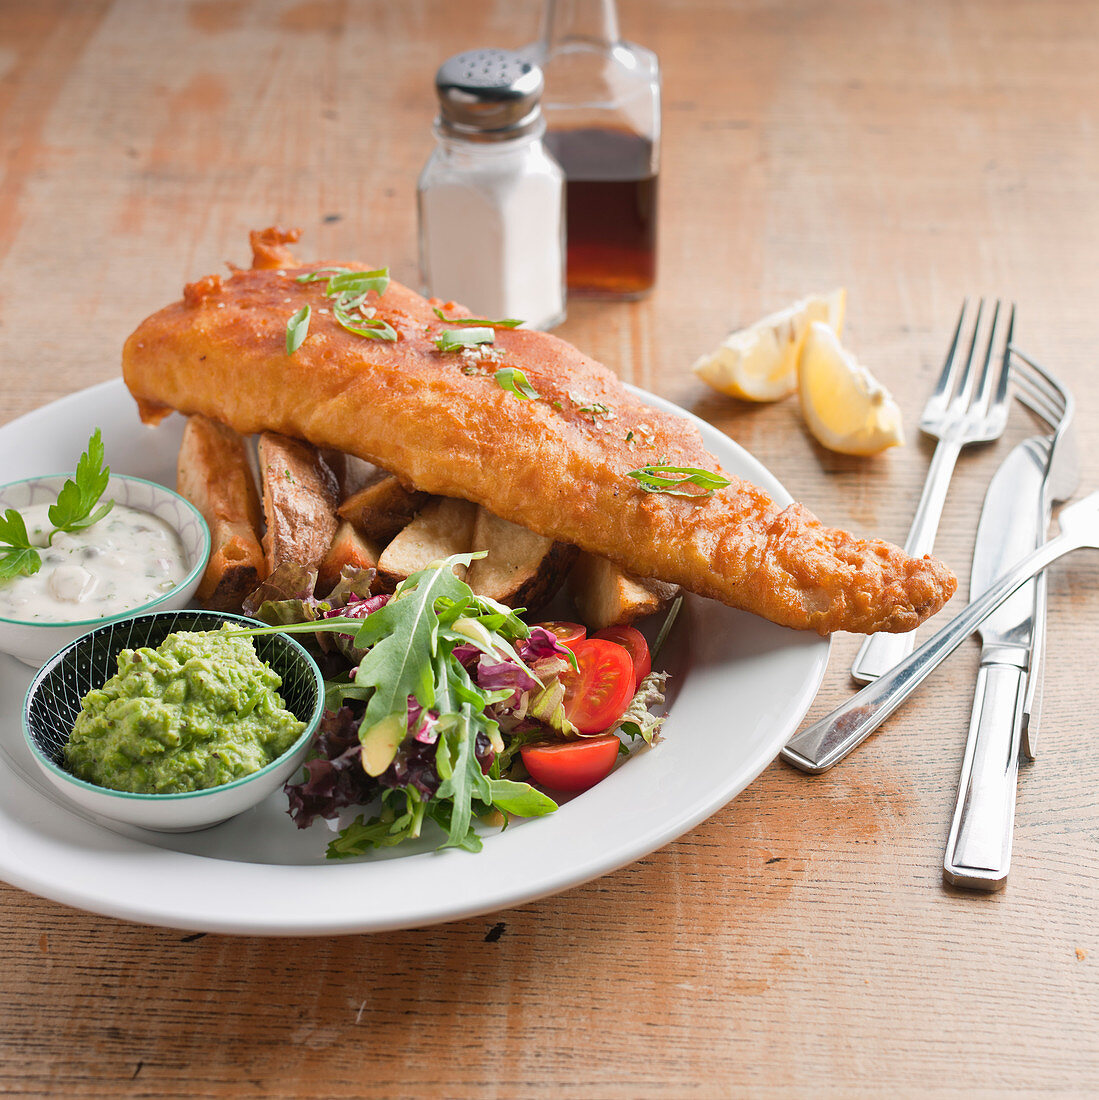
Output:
417,49,566,331
526,0,661,299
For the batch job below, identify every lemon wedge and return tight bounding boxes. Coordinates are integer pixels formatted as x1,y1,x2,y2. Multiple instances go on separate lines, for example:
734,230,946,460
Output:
797,321,905,455
692,289,846,402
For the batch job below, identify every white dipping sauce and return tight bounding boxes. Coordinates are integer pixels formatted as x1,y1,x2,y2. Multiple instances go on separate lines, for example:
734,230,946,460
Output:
0,502,187,623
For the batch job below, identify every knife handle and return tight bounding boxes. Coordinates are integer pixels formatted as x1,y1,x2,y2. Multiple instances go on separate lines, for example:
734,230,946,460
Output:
943,662,1027,891
1021,567,1047,760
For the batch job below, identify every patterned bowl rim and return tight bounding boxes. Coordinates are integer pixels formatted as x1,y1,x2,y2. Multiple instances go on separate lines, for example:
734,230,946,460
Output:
0,472,212,628
21,611,326,803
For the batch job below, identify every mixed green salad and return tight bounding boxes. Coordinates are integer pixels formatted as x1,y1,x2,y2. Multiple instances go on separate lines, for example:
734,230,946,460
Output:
240,553,675,858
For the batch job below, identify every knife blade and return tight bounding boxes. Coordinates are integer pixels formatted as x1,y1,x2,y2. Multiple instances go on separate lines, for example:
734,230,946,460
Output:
943,437,1047,890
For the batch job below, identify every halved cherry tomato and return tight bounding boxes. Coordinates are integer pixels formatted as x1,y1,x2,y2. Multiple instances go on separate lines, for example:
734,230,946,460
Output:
532,620,587,649
560,638,635,734
521,734,621,792
593,625,651,691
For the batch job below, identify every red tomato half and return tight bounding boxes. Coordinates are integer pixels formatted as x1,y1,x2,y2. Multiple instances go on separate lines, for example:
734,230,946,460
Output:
594,625,651,691
532,620,587,649
560,638,635,734
521,734,621,792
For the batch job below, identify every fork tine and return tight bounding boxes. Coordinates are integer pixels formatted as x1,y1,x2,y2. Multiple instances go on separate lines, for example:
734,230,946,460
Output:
1011,372,1062,429
948,298,985,411
1011,346,1068,409
927,300,971,408
992,303,1014,412
1010,346,1069,429
969,299,1002,410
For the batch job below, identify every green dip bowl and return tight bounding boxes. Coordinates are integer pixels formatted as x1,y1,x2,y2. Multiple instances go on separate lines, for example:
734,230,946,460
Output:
22,610,325,832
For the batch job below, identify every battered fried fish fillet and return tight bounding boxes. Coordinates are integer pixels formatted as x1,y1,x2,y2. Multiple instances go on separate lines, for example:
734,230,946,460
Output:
122,229,956,634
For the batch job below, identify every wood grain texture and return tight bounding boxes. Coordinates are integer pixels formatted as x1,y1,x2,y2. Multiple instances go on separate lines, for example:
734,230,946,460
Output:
1,0,1097,1095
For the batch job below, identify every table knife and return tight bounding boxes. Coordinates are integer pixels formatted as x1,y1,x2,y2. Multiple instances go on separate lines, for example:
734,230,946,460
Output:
943,437,1047,891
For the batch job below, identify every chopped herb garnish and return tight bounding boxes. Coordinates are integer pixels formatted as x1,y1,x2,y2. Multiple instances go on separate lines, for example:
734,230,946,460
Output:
285,304,311,354
495,367,540,400
625,430,635,442
292,267,396,344
432,307,523,328
652,595,683,659
568,391,616,420
295,266,390,297
333,305,398,341
626,461,731,498
434,328,495,353
326,268,390,297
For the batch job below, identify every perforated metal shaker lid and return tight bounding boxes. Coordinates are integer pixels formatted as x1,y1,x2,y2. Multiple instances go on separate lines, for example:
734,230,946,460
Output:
435,49,545,141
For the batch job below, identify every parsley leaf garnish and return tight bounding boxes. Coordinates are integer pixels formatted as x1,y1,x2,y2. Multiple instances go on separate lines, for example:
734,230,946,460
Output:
48,428,114,538
627,461,731,498
495,367,540,400
0,430,116,579
0,509,41,581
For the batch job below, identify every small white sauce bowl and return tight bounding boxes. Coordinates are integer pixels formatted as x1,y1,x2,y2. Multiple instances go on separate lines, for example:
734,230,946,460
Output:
0,473,211,667
22,610,325,832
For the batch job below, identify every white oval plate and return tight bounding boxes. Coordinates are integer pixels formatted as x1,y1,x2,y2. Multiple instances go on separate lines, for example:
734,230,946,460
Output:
0,379,829,934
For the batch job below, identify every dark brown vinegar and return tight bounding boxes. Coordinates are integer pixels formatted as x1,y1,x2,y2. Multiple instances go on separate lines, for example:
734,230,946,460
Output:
544,127,657,298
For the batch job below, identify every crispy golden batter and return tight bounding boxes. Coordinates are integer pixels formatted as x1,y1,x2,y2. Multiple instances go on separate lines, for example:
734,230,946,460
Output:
122,231,955,634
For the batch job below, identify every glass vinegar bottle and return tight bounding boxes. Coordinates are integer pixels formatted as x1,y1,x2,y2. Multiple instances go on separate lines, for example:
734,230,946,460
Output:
527,0,661,299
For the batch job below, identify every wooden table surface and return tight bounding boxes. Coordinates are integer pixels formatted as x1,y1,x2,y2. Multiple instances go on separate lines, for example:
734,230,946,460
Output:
2,1,1097,1095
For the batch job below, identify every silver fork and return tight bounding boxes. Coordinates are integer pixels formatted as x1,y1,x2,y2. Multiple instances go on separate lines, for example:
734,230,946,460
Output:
851,301,1014,683
1009,347,1078,758
783,489,1099,774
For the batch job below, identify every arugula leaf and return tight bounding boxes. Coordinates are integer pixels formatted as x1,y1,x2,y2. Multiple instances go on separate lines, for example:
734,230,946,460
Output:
285,304,311,354
486,778,557,817
434,327,495,353
232,556,577,855
350,560,474,729
47,428,114,537
495,367,540,400
424,798,484,852
432,307,523,328
326,788,427,858
434,708,489,848
0,508,41,580
626,461,731,498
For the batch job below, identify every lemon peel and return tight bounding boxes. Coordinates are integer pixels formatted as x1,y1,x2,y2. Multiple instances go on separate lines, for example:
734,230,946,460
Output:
692,289,846,402
797,321,904,456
